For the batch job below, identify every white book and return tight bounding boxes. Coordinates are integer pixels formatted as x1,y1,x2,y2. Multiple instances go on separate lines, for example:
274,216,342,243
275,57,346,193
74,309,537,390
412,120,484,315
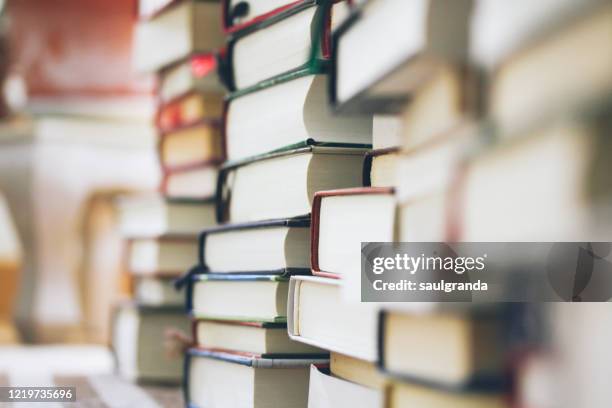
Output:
288,276,379,361
133,1,224,72
308,365,383,408
226,74,372,162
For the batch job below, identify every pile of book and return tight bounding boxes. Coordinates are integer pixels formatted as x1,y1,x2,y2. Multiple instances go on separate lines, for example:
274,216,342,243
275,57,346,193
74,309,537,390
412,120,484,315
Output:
114,0,612,406
311,0,612,407
180,0,377,406
111,0,226,384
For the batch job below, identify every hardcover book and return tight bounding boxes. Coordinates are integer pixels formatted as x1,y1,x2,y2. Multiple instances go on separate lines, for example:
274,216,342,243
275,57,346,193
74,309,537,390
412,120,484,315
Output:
118,194,217,237
310,188,395,299
363,147,400,187
459,110,612,241
188,273,290,322
159,52,226,103
128,235,198,277
134,276,185,306
308,365,383,408
399,64,482,150
112,303,190,384
133,0,225,72
225,0,350,90
225,71,371,161
330,352,387,390
194,319,326,356
287,276,379,361
185,348,328,408
156,91,224,132
378,310,508,390
489,2,612,138
161,165,219,201
372,114,403,150
384,380,509,408
159,122,224,172
198,218,311,275
330,0,473,114
216,145,368,223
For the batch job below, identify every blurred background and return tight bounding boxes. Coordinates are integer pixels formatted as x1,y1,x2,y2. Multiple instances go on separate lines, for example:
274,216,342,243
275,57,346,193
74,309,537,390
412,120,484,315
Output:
0,0,158,345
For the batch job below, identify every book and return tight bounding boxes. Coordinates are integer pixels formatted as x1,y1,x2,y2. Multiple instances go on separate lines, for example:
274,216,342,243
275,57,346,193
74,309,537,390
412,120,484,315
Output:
330,0,473,113
385,380,509,408
311,187,395,278
189,274,289,322
379,310,508,389
217,146,368,223
134,276,185,306
194,319,325,356
288,276,379,361
459,109,612,241
394,124,479,244
159,122,223,171
225,73,371,161
397,192,450,243
363,148,400,187
395,124,477,203
226,1,349,91
489,3,612,137
185,348,327,408
373,114,402,149
118,194,216,237
199,218,311,274
128,235,198,277
223,0,312,32
330,352,386,390
400,64,481,150
158,53,225,104
161,166,219,200
157,91,224,132
112,303,190,384
470,0,607,70
133,0,225,72
308,364,383,408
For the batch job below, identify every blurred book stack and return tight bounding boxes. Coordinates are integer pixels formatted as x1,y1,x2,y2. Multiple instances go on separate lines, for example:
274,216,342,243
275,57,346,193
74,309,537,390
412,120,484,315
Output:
467,1,612,407
293,0,510,407
111,0,227,384
181,0,373,407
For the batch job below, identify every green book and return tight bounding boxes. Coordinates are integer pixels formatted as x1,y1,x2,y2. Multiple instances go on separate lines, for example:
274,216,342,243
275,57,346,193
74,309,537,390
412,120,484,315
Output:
225,0,339,91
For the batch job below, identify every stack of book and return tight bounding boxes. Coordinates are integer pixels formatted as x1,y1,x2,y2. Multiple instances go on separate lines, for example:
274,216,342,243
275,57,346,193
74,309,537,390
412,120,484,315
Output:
296,0,511,407
466,2,612,407
181,0,372,407
111,0,226,384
